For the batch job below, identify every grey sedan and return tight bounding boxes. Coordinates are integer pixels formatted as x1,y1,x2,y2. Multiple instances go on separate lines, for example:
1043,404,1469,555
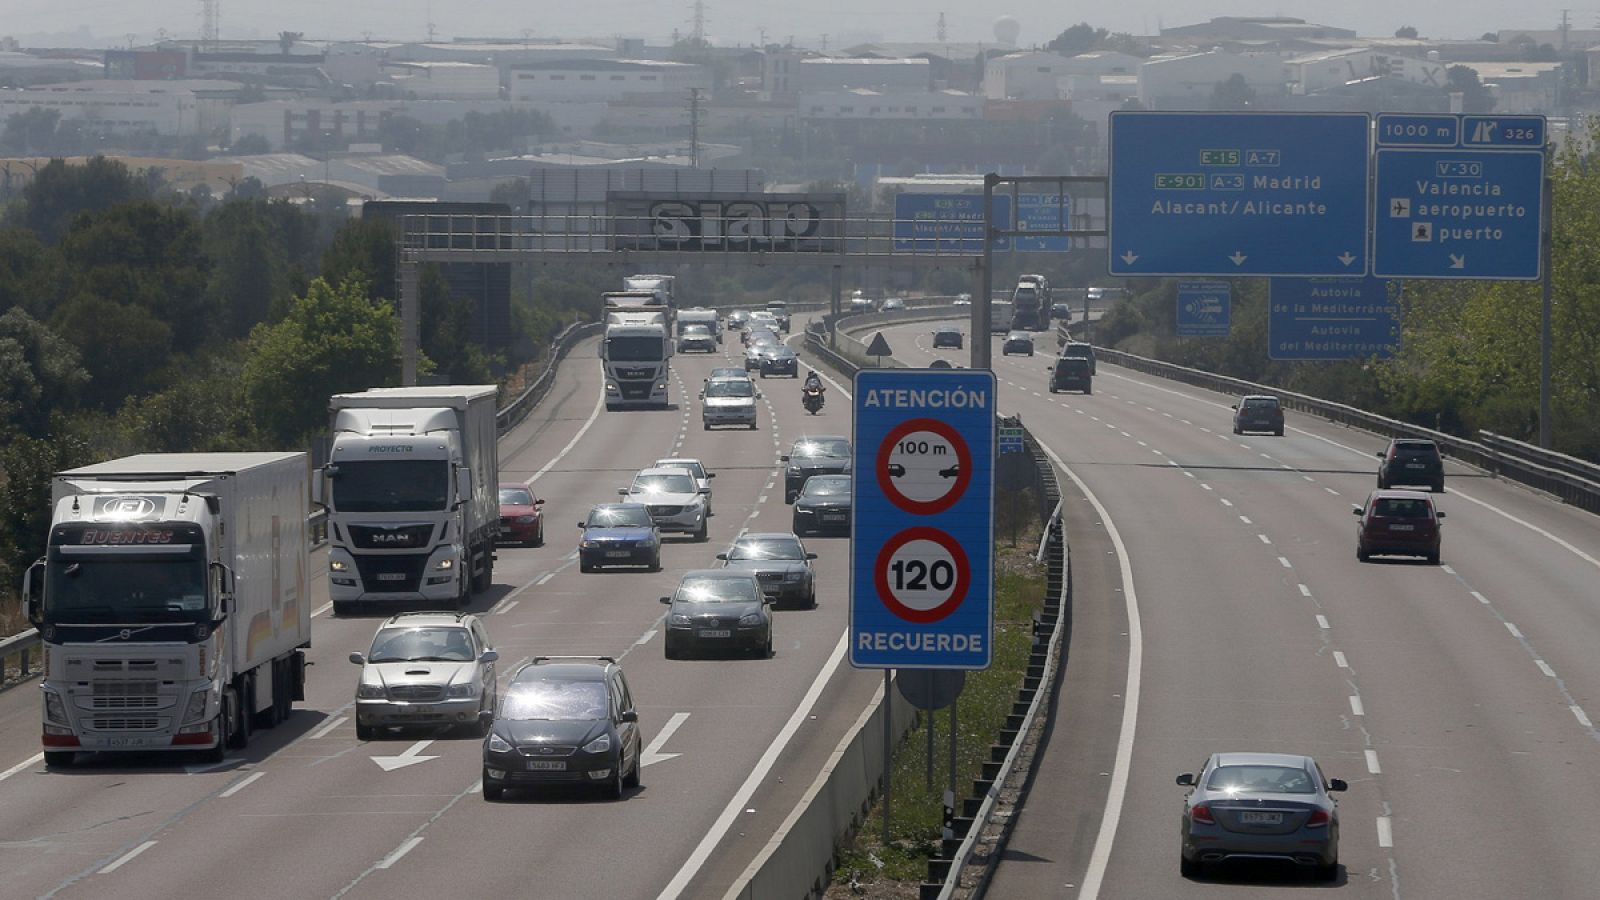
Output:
660,570,773,659
1177,752,1346,881
717,533,817,609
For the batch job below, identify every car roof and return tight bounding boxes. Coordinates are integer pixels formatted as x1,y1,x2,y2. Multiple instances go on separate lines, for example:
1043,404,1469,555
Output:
1211,752,1315,769
1390,438,1439,447
935,325,960,333
793,434,849,444
499,482,532,490
1369,488,1435,501
1007,331,1031,338
735,532,802,542
1241,394,1279,401
381,611,473,629
513,660,611,683
655,457,704,466
589,502,650,513
680,567,758,581
636,466,696,478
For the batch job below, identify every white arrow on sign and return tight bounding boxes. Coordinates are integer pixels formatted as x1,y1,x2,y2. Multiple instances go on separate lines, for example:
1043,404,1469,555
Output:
372,740,438,771
641,712,689,767
1120,251,1139,265
1338,252,1357,266
1229,252,1248,266
1449,254,1466,269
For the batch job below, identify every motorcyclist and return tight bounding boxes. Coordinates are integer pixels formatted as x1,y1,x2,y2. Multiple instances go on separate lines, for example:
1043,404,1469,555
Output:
803,371,824,394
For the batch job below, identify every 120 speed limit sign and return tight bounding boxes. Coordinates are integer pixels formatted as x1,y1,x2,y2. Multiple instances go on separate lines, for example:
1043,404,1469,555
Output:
874,527,971,623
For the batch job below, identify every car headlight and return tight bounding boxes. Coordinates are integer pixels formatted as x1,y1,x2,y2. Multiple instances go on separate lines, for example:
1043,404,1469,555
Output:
787,466,801,475
516,515,537,524
605,382,619,393
356,683,386,699
739,613,765,626
330,559,349,572
447,683,478,698
785,572,804,581
182,688,210,723
433,558,454,571
794,506,814,515
581,734,612,754
669,613,691,626
487,732,512,753
44,690,68,724
581,539,599,549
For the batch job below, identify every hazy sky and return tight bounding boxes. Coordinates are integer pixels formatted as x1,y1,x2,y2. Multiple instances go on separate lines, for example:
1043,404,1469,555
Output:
6,0,1580,48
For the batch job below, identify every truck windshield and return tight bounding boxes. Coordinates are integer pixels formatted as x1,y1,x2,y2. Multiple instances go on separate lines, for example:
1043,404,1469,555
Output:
45,555,209,624
332,460,449,512
608,336,666,362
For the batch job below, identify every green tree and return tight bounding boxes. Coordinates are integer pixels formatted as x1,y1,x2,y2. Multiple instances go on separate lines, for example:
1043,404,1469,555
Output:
1446,65,1496,113
0,108,61,154
1046,23,1108,57
242,275,400,446
51,291,173,409
0,308,87,437
115,350,252,452
11,156,147,243
204,200,292,338
0,432,89,577
0,228,65,319
322,216,398,305
1394,25,1419,39
419,264,494,383
1210,73,1257,109
58,202,214,350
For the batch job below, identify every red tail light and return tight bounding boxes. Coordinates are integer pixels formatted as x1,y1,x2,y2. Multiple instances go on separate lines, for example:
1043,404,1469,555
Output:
1305,809,1330,828
1190,804,1215,824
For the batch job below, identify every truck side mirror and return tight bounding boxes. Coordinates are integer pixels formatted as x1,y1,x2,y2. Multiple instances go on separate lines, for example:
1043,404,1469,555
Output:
23,559,44,625
455,468,472,507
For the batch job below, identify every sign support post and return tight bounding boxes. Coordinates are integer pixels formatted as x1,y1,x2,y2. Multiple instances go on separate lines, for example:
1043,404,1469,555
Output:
882,669,892,844
975,175,996,371
1540,165,1553,448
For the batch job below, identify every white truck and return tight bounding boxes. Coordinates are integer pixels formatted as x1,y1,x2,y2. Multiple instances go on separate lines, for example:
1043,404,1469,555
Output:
323,386,500,614
25,452,311,766
624,273,676,311
677,307,721,344
602,318,674,410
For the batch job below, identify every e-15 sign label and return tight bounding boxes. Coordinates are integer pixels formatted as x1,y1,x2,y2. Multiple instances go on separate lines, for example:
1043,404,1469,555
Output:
1200,149,1240,165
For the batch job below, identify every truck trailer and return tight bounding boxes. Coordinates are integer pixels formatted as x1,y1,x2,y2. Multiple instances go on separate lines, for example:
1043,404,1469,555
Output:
25,452,312,765
323,386,500,614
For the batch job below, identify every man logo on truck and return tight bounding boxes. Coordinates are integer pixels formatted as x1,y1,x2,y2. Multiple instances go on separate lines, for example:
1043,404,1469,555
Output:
95,496,160,519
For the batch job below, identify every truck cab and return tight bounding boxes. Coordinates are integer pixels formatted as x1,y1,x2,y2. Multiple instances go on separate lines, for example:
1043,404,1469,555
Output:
602,322,673,410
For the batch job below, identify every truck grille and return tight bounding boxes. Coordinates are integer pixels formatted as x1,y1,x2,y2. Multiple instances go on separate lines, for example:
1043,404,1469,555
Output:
89,718,163,731
619,381,655,400
388,685,446,702
348,524,434,550
354,554,428,593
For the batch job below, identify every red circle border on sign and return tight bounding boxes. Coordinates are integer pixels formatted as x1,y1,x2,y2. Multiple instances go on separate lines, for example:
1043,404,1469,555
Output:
874,526,971,624
875,417,973,515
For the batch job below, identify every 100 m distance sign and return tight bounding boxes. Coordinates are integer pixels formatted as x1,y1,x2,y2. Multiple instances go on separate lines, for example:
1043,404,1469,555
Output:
852,371,995,670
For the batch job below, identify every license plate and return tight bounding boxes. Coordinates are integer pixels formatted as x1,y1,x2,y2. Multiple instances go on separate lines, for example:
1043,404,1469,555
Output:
376,573,406,581
1238,811,1283,824
1406,463,1426,470
1389,524,1415,531
823,514,847,523
605,550,632,558
526,760,566,771
699,629,731,639
87,736,164,749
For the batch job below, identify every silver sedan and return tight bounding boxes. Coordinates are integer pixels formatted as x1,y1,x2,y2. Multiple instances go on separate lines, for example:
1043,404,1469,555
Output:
1177,752,1346,881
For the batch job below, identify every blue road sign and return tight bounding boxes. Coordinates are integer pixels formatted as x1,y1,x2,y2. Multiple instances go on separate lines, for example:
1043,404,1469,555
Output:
852,369,995,670
998,425,1025,454
1013,193,1072,252
1108,112,1371,277
894,193,1012,253
1373,114,1546,280
1176,281,1232,336
1269,277,1398,360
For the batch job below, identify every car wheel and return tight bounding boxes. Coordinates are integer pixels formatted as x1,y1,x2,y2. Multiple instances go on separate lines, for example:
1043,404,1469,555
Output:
1232,426,1241,434
331,600,351,617
664,640,679,660
606,763,626,800
533,524,544,548
623,745,641,788
356,719,375,741
1180,854,1202,878
483,779,504,802
694,518,708,542
1377,476,1387,489
1433,480,1445,493
749,423,758,430
1357,546,1370,563
1084,385,1092,395
1427,549,1441,566
808,590,817,609
1313,859,1338,882
1274,427,1284,437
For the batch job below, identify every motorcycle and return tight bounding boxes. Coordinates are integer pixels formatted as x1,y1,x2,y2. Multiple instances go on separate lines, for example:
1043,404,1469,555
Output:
802,386,825,415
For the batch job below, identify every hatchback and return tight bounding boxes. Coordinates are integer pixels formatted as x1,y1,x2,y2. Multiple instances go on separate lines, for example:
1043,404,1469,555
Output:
1002,331,1035,356
1232,395,1284,436
1177,752,1346,881
718,532,818,609
1059,340,1096,374
1354,489,1445,564
351,612,498,739
932,327,963,350
1048,356,1092,394
481,656,641,801
1377,438,1445,492
498,483,545,546
661,570,773,659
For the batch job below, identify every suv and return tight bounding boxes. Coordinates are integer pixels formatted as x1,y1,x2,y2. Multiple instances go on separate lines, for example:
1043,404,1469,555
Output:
1059,341,1096,375
932,327,963,350
1354,489,1445,564
1048,356,1092,394
1232,395,1284,436
350,612,498,739
1377,438,1445,492
481,656,642,801
764,301,791,332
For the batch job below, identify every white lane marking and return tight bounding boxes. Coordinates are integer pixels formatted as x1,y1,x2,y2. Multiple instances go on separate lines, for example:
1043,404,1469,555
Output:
1299,584,1312,597
312,601,333,618
1032,441,1142,900
1200,483,1213,491
1137,440,1147,447
219,771,266,798
0,753,43,783
1349,695,1365,716
634,629,657,646
1317,615,1331,629
1183,471,1195,479
1278,556,1292,568
1325,487,1340,496
1239,516,1252,525
1505,622,1524,639
497,600,519,615
1302,475,1315,482
536,572,557,586
1441,564,1456,575
1376,816,1394,847
1219,498,1232,507
371,740,438,771
1573,705,1594,729
657,633,850,900
1365,750,1382,774
376,837,423,870
529,383,606,484
307,715,347,740
1471,591,1490,605
1333,651,1349,668
1258,534,1272,544
1536,659,1556,677
641,712,691,767
98,840,158,874
758,494,768,503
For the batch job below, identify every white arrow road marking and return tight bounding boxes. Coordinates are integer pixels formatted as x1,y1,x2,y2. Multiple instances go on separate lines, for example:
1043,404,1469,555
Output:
371,740,438,771
642,712,690,767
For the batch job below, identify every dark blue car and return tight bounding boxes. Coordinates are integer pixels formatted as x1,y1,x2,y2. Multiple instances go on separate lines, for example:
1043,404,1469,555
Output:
577,503,661,572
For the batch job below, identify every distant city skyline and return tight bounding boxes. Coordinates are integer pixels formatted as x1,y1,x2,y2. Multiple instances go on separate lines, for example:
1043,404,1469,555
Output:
4,0,1585,50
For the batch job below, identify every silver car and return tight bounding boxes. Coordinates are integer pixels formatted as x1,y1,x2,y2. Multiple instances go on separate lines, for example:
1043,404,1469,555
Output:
619,467,709,540
701,377,760,430
717,532,818,609
350,612,499,739
1177,752,1346,881
655,457,715,512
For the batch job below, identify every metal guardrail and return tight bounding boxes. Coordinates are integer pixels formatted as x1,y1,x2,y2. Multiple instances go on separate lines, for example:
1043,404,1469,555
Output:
1062,323,1600,517
496,320,606,435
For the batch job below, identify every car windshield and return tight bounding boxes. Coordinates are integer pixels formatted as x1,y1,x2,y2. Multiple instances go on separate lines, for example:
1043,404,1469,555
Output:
937,330,958,337
675,575,761,604
632,473,696,494
657,460,706,479
682,324,711,337
369,627,475,663
793,439,851,458
769,346,795,358
1373,497,1431,518
586,506,653,528
1205,765,1316,794
802,476,851,497
705,380,755,398
45,555,209,624
607,335,665,361
749,333,778,347
499,487,533,505
332,459,449,513
501,679,609,721
729,537,805,561
1007,332,1030,341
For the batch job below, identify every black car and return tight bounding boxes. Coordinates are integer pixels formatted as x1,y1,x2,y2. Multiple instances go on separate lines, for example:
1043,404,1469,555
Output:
932,327,963,350
1377,438,1445,492
783,436,852,502
1048,356,1092,394
1232,395,1285,436
577,504,662,572
481,656,642,801
792,474,852,535
760,345,800,377
765,302,792,332
661,570,773,659
1051,303,1072,321
718,532,817,608
1002,331,1035,356
1059,340,1096,375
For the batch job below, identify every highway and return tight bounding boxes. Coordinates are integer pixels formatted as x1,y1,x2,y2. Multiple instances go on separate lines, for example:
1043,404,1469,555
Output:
0,328,882,899
875,319,1600,898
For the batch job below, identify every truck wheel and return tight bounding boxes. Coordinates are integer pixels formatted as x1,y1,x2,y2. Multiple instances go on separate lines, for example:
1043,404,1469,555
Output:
356,719,375,741
230,682,253,750
43,751,74,768
472,551,494,593
331,601,351,617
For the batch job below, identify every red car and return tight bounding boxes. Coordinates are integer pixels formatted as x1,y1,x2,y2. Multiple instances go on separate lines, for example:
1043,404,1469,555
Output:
498,483,545,546
1354,489,1444,564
